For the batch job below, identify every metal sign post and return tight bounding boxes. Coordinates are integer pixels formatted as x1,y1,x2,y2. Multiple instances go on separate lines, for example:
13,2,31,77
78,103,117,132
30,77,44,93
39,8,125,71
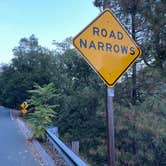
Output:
106,87,115,166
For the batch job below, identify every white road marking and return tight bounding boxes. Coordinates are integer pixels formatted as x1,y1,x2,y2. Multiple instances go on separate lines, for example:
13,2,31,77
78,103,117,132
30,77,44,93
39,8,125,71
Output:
10,109,14,121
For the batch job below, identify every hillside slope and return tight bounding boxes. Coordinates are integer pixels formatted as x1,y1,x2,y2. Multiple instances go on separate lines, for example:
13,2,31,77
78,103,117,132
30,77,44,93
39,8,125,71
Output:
114,68,166,165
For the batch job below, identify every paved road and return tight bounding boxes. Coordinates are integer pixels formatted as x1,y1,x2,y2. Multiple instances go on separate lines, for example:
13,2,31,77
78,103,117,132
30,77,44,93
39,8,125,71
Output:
0,107,40,166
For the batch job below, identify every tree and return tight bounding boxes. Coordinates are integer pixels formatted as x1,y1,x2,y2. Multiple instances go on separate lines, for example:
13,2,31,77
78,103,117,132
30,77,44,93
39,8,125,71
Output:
115,69,166,165
141,0,166,71
27,83,58,141
0,35,57,108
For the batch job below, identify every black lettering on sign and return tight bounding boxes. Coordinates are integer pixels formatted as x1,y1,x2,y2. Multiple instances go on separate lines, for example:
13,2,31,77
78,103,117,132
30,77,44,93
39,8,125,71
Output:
101,28,107,37
80,39,87,48
130,47,135,55
109,30,116,39
79,39,135,55
121,45,128,54
113,44,120,53
98,42,104,51
92,27,124,41
89,41,96,49
106,43,112,52
117,32,123,40
93,27,99,36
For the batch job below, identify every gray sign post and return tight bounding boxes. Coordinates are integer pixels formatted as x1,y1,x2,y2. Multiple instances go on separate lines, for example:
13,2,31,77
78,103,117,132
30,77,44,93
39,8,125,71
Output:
106,87,115,166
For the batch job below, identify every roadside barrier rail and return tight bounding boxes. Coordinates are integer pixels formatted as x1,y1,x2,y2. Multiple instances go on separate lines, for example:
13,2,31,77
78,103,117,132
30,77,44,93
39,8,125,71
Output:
46,127,88,166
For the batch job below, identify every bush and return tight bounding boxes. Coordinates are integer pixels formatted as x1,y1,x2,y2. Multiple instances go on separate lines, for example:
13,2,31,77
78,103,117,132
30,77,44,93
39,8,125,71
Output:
27,83,58,141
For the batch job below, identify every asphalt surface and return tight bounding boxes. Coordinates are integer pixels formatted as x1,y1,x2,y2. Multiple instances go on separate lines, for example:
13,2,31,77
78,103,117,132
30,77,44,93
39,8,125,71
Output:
0,107,40,166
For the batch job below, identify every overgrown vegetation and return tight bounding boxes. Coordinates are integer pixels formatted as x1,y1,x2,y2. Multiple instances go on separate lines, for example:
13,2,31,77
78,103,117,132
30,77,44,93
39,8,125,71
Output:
0,0,165,165
27,83,58,141
114,70,166,165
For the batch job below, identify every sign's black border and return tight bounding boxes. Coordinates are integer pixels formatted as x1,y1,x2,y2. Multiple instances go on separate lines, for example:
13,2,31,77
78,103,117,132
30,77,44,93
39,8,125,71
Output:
73,9,142,87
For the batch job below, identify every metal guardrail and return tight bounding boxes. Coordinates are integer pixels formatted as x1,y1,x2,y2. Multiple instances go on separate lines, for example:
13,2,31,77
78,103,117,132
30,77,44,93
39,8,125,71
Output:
46,127,88,166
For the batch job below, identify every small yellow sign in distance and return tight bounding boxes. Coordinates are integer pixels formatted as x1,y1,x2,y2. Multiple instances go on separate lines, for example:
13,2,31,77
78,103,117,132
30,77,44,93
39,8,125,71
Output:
73,9,142,87
20,102,28,109
21,109,27,114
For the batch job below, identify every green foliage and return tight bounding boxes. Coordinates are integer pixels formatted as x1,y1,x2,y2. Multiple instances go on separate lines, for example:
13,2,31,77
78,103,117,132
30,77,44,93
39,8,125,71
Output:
0,35,57,108
142,0,166,70
115,71,166,165
28,106,55,140
93,0,103,11
27,83,59,107
27,83,58,141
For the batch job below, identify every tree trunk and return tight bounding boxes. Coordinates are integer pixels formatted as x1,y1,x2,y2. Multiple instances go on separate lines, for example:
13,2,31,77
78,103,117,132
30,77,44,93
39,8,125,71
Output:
131,12,137,105
154,33,164,71
131,11,137,163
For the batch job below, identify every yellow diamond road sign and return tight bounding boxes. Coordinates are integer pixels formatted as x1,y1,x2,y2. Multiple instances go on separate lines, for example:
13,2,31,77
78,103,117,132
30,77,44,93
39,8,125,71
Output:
20,102,28,109
73,9,142,87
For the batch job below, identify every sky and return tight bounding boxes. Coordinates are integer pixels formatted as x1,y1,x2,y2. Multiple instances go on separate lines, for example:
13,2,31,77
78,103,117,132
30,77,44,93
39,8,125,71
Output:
0,0,99,64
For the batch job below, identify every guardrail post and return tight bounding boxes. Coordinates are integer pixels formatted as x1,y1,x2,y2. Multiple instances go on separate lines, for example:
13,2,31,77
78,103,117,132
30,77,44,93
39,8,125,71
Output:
72,141,79,155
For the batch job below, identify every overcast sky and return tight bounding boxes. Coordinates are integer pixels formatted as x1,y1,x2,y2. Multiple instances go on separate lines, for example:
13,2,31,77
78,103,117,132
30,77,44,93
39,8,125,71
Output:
0,0,99,64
